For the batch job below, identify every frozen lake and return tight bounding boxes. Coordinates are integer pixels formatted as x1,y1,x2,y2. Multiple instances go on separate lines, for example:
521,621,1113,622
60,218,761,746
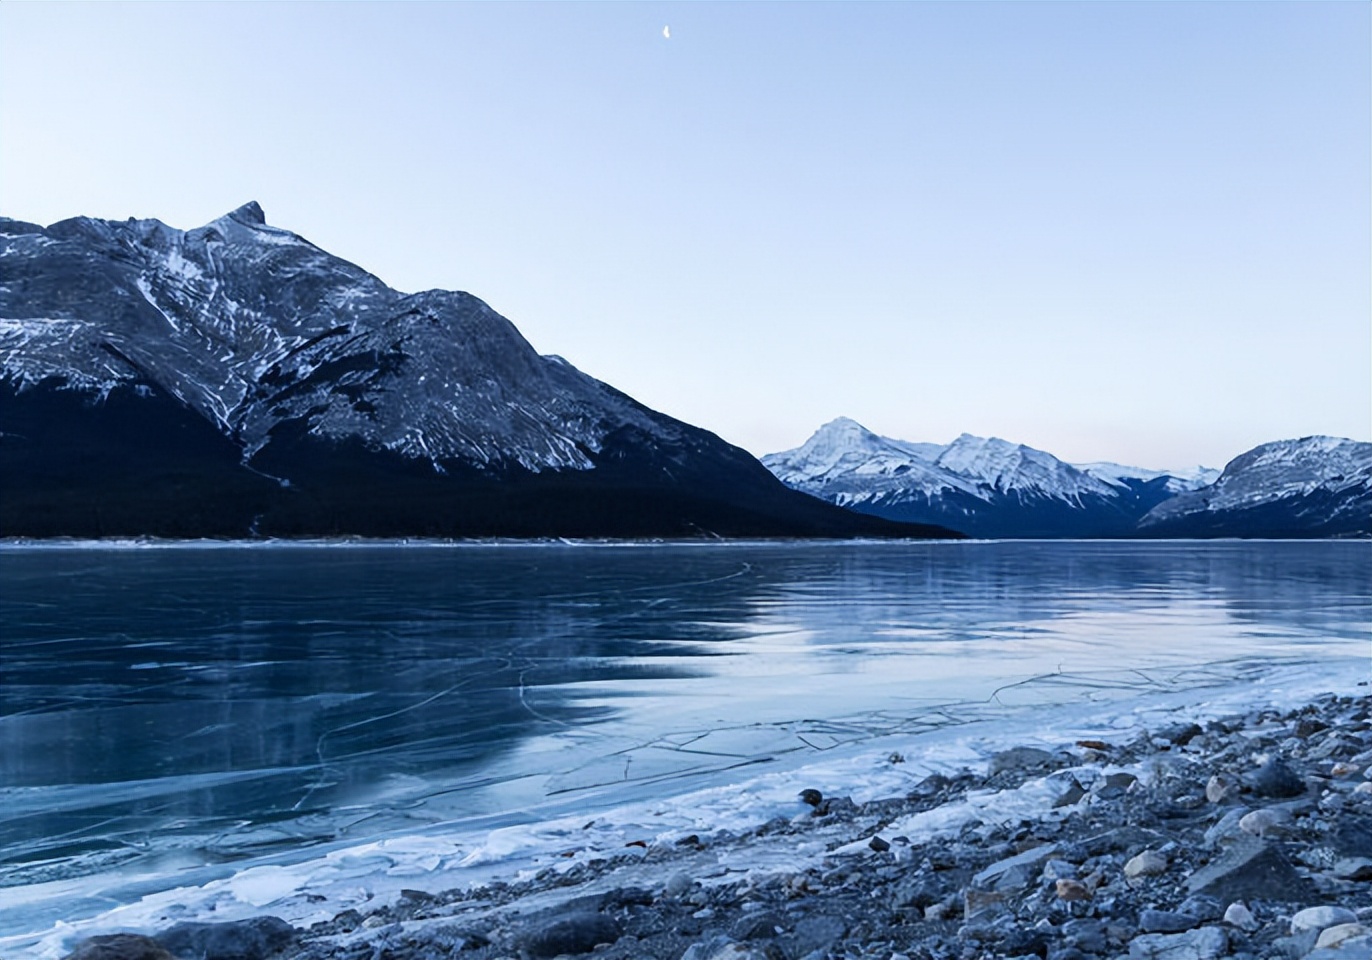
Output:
1,539,1368,952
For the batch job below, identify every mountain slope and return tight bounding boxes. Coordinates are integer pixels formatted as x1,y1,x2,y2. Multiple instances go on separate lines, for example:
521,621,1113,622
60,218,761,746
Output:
1136,436,1372,538
0,205,956,539
763,419,1213,538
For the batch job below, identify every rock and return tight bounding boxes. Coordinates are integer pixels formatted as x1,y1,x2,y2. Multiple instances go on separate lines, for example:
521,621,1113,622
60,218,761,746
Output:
1094,772,1139,799
156,917,296,960
1334,857,1372,880
1238,807,1292,838
1043,859,1079,881
1296,718,1331,738
973,843,1060,885
1247,757,1305,798
1056,879,1091,901
1206,774,1240,804
890,875,943,910
1204,807,1252,847
1124,849,1169,880
783,915,847,958
730,912,786,941
1053,778,1088,808
1223,902,1257,931
1177,895,1224,922
1061,918,1109,954
1315,940,1372,960
963,888,1008,921
682,935,766,960
63,935,176,960
1329,815,1372,858
1293,907,1360,935
1318,926,1372,951
1306,937,1372,960
520,913,621,958
1128,926,1229,960
868,835,890,852
1139,910,1201,934
989,746,1056,776
1159,723,1204,747
798,788,823,808
1186,837,1315,901
666,872,694,897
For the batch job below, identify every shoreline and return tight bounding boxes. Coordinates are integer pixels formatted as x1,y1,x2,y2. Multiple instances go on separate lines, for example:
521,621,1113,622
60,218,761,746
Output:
51,667,1372,960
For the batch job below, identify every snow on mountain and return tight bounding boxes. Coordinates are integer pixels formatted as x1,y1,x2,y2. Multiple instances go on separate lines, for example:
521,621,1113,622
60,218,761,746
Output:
0,203,668,474
1138,436,1372,537
761,418,974,503
1075,462,1220,494
0,206,954,539
758,420,1352,539
764,420,1129,508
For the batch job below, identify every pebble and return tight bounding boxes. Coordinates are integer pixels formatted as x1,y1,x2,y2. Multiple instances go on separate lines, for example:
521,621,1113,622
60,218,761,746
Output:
1124,849,1168,880
1205,774,1239,804
1238,807,1291,838
1055,879,1091,901
1222,902,1257,931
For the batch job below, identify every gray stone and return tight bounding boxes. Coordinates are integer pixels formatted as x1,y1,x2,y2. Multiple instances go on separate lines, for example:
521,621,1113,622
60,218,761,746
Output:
681,935,766,960
1186,837,1315,901
973,843,1059,886
155,917,296,960
783,916,847,958
1203,807,1251,847
520,913,621,958
1124,849,1169,880
1128,926,1229,960
1140,910,1201,934
1330,816,1372,858
730,912,785,941
1094,772,1139,799
989,746,1057,776
1293,907,1360,935
1334,857,1372,880
1159,723,1204,747
1306,935,1372,960
63,935,176,960
1247,757,1305,798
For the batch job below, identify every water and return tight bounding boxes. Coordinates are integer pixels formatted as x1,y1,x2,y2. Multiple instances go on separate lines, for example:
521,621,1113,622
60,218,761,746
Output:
1,539,1368,948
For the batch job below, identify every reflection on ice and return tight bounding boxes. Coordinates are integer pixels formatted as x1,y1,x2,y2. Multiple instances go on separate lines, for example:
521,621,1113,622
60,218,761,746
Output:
0,540,1368,952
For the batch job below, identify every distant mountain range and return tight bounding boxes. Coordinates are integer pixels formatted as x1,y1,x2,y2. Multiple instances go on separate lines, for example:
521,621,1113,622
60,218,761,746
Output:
0,204,955,539
764,418,1371,539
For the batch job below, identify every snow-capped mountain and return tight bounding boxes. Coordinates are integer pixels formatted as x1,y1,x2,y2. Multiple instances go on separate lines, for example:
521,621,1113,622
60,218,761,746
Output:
763,419,1188,538
1137,436,1372,538
0,205,956,539
1074,461,1220,495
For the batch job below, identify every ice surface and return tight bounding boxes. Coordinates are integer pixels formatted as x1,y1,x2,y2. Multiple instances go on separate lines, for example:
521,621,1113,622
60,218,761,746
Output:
1,541,1368,957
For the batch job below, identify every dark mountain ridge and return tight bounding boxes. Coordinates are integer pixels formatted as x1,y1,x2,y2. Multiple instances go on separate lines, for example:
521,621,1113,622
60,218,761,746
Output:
0,205,956,540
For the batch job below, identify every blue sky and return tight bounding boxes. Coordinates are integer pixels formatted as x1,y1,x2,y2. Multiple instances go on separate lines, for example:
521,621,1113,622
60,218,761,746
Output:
2,2,1367,469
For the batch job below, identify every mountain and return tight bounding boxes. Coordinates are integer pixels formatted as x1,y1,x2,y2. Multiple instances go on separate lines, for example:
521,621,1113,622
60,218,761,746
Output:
1136,436,1372,538
0,205,957,540
762,418,1192,538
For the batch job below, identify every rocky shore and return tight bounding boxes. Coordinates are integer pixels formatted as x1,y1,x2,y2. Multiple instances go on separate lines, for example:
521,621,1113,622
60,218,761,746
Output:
66,690,1372,960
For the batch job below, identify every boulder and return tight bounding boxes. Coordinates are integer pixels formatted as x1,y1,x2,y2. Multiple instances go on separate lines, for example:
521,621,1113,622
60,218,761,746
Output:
1247,757,1305,798
1185,837,1314,901
63,935,176,960
156,917,296,960
520,913,621,958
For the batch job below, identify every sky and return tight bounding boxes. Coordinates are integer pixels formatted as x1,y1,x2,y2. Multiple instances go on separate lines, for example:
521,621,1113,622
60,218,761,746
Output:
2,2,1368,470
